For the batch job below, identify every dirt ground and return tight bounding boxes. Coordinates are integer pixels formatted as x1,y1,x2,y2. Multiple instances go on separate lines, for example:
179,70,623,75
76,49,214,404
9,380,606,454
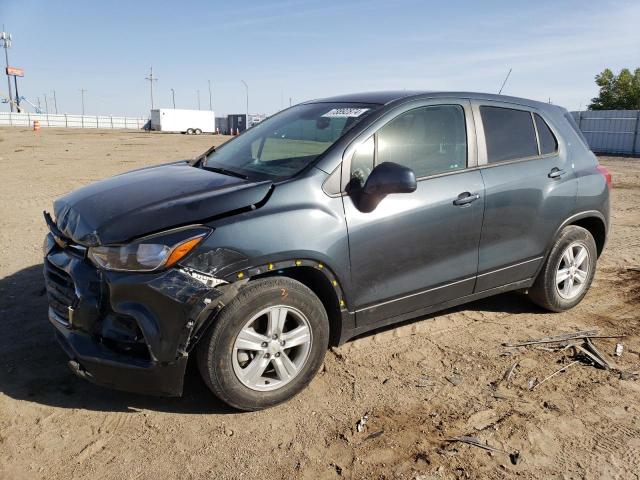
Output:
0,127,639,480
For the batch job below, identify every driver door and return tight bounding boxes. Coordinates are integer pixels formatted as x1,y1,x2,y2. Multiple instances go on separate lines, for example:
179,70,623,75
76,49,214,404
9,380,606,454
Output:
343,100,485,326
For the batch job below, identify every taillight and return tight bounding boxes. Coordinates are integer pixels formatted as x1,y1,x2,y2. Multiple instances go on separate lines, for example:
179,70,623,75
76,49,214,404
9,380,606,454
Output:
596,165,612,189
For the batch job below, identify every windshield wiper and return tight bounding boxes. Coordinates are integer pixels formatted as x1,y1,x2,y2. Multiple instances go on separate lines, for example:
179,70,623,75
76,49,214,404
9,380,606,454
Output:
202,165,249,180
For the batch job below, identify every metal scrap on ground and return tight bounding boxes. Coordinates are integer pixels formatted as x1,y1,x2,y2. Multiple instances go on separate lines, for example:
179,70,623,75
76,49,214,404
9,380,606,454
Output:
446,436,520,465
502,330,625,348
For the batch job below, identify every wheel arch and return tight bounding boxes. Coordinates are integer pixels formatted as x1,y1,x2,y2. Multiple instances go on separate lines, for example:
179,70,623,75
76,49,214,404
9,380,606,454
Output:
532,210,607,283
568,216,607,257
250,263,345,347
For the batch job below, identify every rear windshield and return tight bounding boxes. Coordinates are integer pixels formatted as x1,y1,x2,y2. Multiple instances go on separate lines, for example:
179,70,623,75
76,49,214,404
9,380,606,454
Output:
205,103,379,180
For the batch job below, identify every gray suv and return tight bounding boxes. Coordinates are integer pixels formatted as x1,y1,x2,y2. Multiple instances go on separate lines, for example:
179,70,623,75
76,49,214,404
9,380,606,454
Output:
43,91,611,410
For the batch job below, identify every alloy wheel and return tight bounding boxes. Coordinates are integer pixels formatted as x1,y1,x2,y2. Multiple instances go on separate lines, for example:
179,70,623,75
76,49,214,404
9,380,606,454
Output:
232,305,313,391
555,241,590,300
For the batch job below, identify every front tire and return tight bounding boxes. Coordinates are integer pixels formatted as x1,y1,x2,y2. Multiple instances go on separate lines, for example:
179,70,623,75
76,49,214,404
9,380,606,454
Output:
197,277,329,411
528,225,597,312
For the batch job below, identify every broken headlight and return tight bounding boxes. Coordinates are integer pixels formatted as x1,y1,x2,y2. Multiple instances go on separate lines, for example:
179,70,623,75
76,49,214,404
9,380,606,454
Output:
88,227,211,272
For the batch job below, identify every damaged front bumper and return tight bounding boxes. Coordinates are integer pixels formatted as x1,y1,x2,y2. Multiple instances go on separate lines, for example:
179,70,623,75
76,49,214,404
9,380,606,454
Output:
43,233,230,397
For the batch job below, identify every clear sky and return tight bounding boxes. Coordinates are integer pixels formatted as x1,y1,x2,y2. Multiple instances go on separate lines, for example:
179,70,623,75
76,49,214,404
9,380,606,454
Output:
1,0,639,117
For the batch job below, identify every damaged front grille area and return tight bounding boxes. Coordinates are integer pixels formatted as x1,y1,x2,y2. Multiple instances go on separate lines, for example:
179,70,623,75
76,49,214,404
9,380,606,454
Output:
44,259,77,325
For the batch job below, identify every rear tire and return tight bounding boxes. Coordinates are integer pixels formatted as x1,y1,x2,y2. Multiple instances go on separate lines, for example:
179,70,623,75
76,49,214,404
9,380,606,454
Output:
197,277,329,411
194,128,202,135
528,225,597,312
186,128,194,135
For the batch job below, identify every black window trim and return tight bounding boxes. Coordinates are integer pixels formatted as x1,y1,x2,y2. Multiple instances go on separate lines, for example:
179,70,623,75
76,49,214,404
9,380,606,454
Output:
532,111,559,157
474,101,560,168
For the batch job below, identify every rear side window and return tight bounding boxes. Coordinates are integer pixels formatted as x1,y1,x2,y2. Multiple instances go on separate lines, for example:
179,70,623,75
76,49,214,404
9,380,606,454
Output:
534,114,558,154
481,106,538,163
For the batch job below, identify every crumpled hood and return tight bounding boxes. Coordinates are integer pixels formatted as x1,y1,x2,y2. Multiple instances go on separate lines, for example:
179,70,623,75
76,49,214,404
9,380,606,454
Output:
53,163,272,246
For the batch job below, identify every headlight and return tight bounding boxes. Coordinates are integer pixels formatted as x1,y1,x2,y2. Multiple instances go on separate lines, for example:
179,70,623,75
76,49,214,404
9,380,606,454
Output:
88,227,211,272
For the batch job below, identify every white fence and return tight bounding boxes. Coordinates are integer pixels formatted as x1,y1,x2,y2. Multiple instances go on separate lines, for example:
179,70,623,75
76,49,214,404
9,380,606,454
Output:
571,110,640,156
0,112,149,130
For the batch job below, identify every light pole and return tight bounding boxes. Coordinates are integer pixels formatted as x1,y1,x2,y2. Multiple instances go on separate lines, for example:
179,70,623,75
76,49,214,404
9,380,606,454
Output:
145,66,158,110
241,80,248,126
1,30,14,112
208,80,213,111
80,88,87,115
52,90,58,114
43,93,48,113
171,88,175,108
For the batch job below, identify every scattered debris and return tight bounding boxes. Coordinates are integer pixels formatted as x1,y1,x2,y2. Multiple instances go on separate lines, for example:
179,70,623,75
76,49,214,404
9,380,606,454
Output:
503,330,597,347
620,371,639,381
445,374,463,386
575,339,611,370
625,266,640,273
355,413,369,433
530,361,580,390
491,392,530,403
446,436,520,465
527,378,536,390
615,343,624,357
501,361,519,384
364,430,384,441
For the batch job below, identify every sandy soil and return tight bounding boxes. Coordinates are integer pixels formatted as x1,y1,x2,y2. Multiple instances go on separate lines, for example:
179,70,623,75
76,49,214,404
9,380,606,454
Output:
0,127,639,480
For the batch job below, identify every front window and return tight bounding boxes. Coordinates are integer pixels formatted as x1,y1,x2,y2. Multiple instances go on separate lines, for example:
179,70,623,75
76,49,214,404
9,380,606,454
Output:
205,103,379,180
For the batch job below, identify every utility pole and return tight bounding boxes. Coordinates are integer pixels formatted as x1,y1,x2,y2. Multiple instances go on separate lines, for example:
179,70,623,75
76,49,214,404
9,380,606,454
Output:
241,80,249,123
79,88,87,115
1,29,14,112
289,97,292,107
208,80,213,111
43,93,48,113
52,90,58,113
197,89,201,110
145,66,158,110
171,88,175,108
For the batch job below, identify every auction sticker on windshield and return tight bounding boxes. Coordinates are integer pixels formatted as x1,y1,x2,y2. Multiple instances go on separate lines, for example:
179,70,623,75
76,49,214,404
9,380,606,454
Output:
322,108,370,118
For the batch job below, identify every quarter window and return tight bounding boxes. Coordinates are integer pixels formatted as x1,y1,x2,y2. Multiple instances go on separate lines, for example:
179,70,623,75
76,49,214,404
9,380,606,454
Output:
534,113,558,155
481,106,538,163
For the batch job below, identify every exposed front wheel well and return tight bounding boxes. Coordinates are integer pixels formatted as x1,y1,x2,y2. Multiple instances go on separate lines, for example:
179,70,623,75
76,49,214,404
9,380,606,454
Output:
569,216,606,257
253,266,342,346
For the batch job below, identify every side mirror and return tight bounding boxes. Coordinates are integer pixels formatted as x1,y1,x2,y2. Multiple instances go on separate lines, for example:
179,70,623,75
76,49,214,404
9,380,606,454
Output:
363,162,417,197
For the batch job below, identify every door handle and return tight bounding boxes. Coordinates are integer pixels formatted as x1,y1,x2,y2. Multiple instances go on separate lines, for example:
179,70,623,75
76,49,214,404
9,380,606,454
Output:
548,167,566,179
453,192,480,206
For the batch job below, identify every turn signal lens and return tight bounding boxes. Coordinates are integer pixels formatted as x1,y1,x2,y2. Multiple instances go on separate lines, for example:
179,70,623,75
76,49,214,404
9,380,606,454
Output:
165,236,205,267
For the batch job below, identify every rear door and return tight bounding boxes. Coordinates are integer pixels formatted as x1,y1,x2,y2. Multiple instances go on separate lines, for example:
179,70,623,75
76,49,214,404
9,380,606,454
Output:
342,99,485,326
473,101,578,291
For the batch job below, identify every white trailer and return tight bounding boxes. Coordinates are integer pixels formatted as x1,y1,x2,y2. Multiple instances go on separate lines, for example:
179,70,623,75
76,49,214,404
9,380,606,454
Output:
150,109,216,134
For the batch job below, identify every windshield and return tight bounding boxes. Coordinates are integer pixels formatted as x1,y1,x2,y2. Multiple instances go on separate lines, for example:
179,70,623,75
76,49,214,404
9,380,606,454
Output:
205,102,379,179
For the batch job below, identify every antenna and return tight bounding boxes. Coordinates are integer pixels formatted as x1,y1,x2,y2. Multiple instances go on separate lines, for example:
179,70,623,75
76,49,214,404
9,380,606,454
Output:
145,66,158,110
498,68,512,95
